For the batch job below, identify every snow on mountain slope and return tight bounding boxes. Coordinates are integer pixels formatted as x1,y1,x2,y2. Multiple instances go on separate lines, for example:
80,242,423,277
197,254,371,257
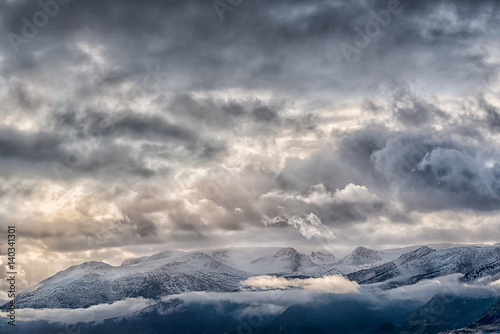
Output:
11,247,336,309
121,250,185,267
382,245,500,288
10,245,500,310
247,247,319,275
347,246,436,284
333,246,401,274
348,245,500,288
461,258,500,282
204,247,297,273
204,247,336,276
337,246,384,266
12,252,248,309
307,251,337,265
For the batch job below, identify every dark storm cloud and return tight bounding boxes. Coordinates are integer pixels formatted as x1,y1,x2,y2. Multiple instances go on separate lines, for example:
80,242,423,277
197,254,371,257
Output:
278,93,500,215
277,124,389,194
167,94,285,134
372,134,500,211
0,122,160,179
1,0,498,100
478,95,500,132
7,79,45,110
115,112,196,141
122,214,159,238
392,91,447,128
0,127,63,161
1,0,500,265
258,183,395,227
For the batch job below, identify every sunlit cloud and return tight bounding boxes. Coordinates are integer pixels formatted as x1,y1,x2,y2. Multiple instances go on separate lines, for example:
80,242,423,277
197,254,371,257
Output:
242,275,360,294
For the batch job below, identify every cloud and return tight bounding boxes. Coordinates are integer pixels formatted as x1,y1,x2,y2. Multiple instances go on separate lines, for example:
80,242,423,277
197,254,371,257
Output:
0,297,156,323
6,274,499,324
371,128,500,211
2,0,500,290
160,287,358,318
262,213,337,240
304,275,360,293
262,183,379,207
259,182,390,229
162,289,316,311
378,274,500,303
241,275,360,294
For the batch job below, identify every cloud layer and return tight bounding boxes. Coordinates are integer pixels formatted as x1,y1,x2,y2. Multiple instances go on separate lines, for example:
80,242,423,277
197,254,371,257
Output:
0,297,155,323
1,0,500,288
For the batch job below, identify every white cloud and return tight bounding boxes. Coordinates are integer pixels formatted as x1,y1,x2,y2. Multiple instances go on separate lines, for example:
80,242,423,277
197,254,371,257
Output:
4,297,156,323
262,213,337,240
241,275,360,294
261,183,380,206
332,183,380,204
377,274,500,303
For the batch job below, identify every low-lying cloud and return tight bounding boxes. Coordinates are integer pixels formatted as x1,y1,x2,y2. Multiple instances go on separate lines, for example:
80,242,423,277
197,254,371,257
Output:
1,297,156,323
372,274,500,305
242,275,360,294
4,274,500,324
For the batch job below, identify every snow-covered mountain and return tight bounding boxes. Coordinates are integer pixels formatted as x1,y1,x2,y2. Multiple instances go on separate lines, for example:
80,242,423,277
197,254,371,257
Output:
347,246,436,284
336,246,384,266
332,246,403,274
11,247,339,309
9,244,500,310
348,245,500,289
203,247,321,275
13,251,248,308
308,251,337,265
461,258,500,282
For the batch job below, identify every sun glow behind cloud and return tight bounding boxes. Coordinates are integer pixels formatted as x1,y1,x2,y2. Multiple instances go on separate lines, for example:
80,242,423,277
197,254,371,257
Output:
242,275,360,294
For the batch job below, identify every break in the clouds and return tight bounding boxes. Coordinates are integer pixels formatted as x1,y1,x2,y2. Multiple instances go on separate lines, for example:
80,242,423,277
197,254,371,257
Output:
1,0,500,287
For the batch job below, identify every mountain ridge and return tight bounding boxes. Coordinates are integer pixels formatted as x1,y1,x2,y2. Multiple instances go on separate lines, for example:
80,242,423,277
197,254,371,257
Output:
7,244,500,310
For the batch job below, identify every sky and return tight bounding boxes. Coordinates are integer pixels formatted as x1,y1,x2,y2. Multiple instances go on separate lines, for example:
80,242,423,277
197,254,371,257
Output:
1,0,500,292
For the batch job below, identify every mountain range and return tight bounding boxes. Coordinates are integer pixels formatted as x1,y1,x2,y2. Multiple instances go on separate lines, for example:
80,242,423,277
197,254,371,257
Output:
10,244,500,309
4,244,500,333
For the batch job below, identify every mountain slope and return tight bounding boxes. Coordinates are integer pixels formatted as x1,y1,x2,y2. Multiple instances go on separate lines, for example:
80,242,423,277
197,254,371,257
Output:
308,251,337,265
12,252,248,309
10,247,338,309
443,299,500,333
347,246,436,284
204,247,326,276
461,259,500,282
347,245,500,289
399,294,497,333
333,246,401,274
9,245,500,310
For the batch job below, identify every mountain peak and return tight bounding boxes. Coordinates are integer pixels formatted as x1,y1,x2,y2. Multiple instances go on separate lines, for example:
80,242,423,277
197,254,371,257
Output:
338,246,383,266
352,246,380,257
397,246,436,265
64,261,113,273
12,244,500,311
353,246,371,253
274,247,300,258
121,250,184,267
308,251,336,264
